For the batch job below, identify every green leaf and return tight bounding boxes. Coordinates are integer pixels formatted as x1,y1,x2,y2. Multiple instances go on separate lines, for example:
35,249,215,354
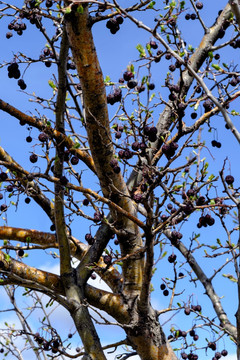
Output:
212,64,221,71
161,251,167,259
147,1,156,9
65,6,71,14
136,44,146,58
222,274,237,282
222,62,229,69
208,174,215,181
180,1,185,10
208,51,213,60
73,142,80,149
48,80,56,90
77,5,84,13
4,254,11,262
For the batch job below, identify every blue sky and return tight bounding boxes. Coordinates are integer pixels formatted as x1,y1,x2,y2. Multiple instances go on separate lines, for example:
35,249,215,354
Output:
0,0,239,359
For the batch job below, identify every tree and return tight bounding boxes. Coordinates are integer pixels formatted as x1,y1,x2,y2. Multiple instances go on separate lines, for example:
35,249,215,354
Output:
0,0,240,359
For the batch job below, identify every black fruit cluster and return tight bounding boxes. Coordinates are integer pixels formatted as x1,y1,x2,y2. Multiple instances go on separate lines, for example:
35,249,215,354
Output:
18,79,27,90
197,214,215,228
203,99,213,112
106,15,124,34
162,141,179,159
211,140,221,148
8,62,20,79
143,125,158,142
181,352,198,359
107,88,122,105
110,158,121,174
168,254,177,263
7,21,27,37
195,196,206,206
121,70,139,89
170,230,182,245
118,149,133,160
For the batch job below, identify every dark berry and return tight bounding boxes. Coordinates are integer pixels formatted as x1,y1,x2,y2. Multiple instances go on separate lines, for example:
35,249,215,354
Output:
148,83,155,90
26,136,32,143
184,307,191,315
0,204,7,211
225,175,234,185
50,224,56,231
191,112,197,119
149,40,158,49
29,154,38,163
168,254,177,263
127,79,138,89
6,185,13,192
18,79,27,90
83,199,89,206
160,283,166,290
103,254,112,265
25,197,31,204
196,2,203,10
59,176,68,185
116,15,124,24
163,289,169,296
71,156,79,165
221,350,228,356
38,132,48,142
6,32,13,39
18,249,24,257
123,71,134,81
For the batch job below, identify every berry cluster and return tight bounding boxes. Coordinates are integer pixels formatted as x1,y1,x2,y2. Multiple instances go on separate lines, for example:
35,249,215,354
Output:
8,63,20,79
197,214,215,228
143,125,158,142
211,140,221,148
162,141,179,159
106,15,124,34
7,21,27,38
122,70,137,90
107,88,122,105
110,158,121,174
18,79,27,90
170,230,182,245
203,99,214,112
160,283,169,296
118,149,133,160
